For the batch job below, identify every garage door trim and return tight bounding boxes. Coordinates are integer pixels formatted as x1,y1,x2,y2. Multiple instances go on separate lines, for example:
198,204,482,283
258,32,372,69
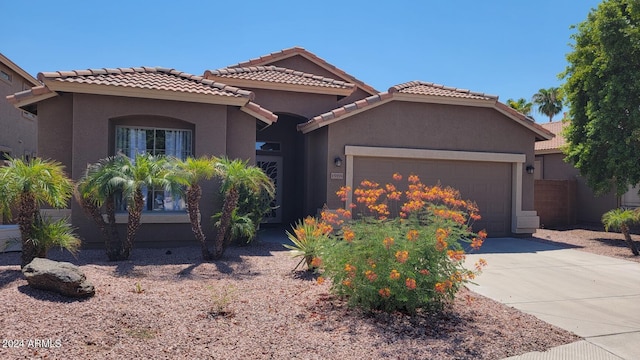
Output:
344,145,538,234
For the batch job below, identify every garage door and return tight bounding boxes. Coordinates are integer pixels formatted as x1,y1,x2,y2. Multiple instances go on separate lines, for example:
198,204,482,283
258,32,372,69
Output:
353,157,511,237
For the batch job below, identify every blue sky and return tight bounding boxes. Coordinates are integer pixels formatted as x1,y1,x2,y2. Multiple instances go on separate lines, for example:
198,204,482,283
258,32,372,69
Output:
2,1,601,123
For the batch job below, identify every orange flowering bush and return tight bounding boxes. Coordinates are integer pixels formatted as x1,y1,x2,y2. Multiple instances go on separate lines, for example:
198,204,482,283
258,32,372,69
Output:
316,173,487,313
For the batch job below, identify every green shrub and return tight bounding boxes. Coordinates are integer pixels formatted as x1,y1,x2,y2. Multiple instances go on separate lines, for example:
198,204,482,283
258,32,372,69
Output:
283,216,332,271
31,216,81,258
301,173,487,313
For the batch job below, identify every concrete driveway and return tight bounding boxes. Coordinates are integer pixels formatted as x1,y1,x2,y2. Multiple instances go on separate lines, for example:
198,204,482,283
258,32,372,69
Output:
465,238,640,360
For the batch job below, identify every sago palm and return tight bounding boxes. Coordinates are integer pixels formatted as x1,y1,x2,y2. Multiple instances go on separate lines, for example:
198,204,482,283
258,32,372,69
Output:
0,157,73,267
170,156,217,259
76,155,128,260
118,153,180,260
212,157,274,259
602,208,640,256
532,87,563,122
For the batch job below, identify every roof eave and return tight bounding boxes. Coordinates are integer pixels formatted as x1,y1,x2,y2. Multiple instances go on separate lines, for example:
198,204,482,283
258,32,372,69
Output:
534,148,562,155
205,76,355,97
392,93,497,108
44,80,249,106
241,101,278,126
0,53,40,86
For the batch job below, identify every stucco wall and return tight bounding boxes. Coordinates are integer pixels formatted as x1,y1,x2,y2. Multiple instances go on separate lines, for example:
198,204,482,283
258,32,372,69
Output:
304,126,328,215
539,152,617,224
324,101,537,214
38,92,238,247
249,88,340,120
0,62,37,158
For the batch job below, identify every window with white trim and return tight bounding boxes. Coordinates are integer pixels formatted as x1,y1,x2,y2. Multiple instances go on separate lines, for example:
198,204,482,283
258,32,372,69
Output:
115,126,192,212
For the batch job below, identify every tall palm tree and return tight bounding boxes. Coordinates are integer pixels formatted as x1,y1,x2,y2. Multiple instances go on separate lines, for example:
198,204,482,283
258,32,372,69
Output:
602,208,640,256
76,156,128,260
506,98,533,116
118,153,180,260
0,157,73,267
532,87,563,122
170,156,217,260
212,157,274,259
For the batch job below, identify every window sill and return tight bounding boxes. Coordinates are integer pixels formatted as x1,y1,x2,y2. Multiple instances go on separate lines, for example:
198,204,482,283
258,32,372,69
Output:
104,212,191,224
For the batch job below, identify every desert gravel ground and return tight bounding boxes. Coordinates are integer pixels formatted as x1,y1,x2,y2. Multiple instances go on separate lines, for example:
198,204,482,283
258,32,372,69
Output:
0,229,594,360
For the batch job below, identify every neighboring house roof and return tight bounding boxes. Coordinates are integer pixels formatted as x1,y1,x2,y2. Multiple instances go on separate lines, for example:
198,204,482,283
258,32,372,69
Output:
203,65,356,96
0,53,39,86
535,120,566,154
6,67,277,125
226,46,378,96
299,80,555,141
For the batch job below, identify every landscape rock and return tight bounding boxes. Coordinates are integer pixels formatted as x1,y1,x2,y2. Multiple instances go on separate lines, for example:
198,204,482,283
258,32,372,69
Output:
22,258,95,298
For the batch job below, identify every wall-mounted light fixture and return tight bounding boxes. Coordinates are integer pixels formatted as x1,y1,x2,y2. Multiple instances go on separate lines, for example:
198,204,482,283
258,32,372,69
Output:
526,165,535,175
334,156,343,167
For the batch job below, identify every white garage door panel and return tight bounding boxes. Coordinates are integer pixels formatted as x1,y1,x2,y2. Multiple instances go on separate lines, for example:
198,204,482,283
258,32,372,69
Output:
353,157,511,237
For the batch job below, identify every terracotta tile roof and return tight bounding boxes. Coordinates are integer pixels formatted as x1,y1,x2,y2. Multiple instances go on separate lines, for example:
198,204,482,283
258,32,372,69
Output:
6,85,53,104
226,47,378,95
204,66,355,92
38,67,253,99
389,81,498,100
535,121,566,152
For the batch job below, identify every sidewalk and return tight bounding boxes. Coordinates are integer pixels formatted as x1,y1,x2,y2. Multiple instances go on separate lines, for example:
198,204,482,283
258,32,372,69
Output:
465,238,640,360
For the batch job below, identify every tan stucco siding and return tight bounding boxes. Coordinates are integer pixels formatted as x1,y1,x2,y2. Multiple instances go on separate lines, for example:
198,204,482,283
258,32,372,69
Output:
326,102,535,201
38,95,73,175
250,88,339,119
226,107,257,163
0,62,38,158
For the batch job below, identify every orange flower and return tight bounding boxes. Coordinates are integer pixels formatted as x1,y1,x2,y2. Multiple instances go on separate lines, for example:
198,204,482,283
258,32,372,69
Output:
379,288,391,298
365,270,378,282
406,229,419,242
405,278,417,290
434,282,446,293
475,258,488,272
336,186,351,202
471,237,484,250
383,237,395,249
392,173,402,181
435,228,448,251
478,230,488,239
389,269,401,280
342,279,353,287
446,250,466,262
310,257,323,268
316,276,325,285
344,263,356,273
395,250,409,263
408,174,420,184
419,269,430,276
303,217,316,226
343,227,355,242
367,258,377,268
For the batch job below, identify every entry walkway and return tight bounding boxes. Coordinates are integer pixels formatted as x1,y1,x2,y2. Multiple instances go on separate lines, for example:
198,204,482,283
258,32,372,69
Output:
465,238,640,360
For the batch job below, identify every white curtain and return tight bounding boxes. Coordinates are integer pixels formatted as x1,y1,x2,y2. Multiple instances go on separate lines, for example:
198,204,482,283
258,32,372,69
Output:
128,128,147,158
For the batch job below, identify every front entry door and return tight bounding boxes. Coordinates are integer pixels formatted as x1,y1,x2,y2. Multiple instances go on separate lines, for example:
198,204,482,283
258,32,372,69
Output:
256,155,283,223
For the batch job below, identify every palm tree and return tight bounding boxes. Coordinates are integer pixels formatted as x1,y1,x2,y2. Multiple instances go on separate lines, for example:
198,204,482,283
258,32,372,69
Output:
532,87,563,122
118,153,180,260
170,156,217,259
506,98,533,116
212,157,274,259
0,157,73,267
76,156,128,260
602,208,640,256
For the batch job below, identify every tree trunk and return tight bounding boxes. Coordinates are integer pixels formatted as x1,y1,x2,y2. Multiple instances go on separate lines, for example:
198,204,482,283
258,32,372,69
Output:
18,192,38,268
123,190,144,260
621,224,639,256
186,185,211,260
212,187,239,259
105,197,122,261
76,191,117,260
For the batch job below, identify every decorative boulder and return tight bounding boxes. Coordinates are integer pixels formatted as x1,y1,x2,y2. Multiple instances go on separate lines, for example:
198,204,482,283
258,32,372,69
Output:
22,258,95,298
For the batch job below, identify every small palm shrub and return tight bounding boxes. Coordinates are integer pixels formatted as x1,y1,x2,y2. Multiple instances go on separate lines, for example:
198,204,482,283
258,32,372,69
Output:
31,216,81,258
293,173,487,313
602,208,640,256
283,216,332,271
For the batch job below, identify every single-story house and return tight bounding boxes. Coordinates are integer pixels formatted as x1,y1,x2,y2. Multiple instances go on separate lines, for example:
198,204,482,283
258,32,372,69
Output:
7,47,553,247
534,120,638,227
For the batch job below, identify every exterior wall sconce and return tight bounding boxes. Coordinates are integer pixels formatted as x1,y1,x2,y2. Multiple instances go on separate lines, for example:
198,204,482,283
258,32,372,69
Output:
526,165,535,174
334,156,343,167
